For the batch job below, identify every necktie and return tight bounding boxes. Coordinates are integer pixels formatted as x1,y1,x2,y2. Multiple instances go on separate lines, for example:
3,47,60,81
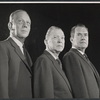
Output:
19,45,24,55
22,45,32,74
23,45,29,61
83,53,89,61
56,58,62,69
23,45,27,57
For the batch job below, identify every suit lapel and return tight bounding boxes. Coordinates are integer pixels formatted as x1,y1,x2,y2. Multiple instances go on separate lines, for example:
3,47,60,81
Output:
8,38,32,74
71,48,92,67
24,48,33,67
71,48,100,88
43,50,72,92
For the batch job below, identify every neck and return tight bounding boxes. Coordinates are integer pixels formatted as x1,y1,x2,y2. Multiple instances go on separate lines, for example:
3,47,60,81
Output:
46,48,60,59
10,34,25,44
16,37,25,43
76,47,85,53
52,51,59,58
72,46,85,53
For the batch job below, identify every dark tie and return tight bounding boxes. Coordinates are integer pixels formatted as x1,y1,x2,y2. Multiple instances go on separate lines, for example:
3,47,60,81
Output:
23,45,28,57
83,53,89,61
56,58,62,69
23,45,29,64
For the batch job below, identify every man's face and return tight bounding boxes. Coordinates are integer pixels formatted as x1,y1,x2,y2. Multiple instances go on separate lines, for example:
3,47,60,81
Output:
71,26,89,50
12,11,31,39
47,29,65,53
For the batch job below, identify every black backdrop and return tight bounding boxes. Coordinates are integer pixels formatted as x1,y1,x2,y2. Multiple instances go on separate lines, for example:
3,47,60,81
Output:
0,3,100,74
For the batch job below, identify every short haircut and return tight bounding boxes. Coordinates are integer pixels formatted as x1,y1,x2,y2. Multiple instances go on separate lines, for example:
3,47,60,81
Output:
45,26,62,40
70,23,88,38
9,9,27,23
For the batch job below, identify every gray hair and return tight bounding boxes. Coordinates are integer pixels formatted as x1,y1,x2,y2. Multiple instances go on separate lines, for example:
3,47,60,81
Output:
9,9,27,23
45,26,62,40
70,24,88,38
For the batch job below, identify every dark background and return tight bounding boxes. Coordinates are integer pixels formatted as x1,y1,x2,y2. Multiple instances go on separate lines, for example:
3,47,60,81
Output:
0,3,100,74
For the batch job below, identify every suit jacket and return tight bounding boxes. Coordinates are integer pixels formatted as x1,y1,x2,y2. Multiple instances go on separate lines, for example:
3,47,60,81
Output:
33,50,73,98
0,37,33,98
63,48,100,98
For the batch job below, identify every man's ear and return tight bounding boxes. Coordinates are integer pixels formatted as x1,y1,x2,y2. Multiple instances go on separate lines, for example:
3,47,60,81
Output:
44,39,47,45
70,37,73,43
8,22,14,31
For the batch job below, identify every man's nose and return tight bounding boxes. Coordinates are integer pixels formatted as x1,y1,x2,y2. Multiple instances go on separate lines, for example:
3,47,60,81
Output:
58,38,62,43
81,35,85,39
23,22,27,28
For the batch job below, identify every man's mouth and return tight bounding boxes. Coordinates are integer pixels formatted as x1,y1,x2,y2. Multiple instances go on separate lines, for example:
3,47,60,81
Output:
80,41,86,44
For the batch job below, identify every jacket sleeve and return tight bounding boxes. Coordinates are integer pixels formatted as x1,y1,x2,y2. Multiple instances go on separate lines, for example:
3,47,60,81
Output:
63,52,89,98
0,43,9,98
33,57,54,98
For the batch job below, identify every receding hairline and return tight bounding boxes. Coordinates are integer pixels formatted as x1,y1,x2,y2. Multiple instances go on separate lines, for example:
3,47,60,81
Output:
9,10,29,22
70,24,88,38
45,26,63,40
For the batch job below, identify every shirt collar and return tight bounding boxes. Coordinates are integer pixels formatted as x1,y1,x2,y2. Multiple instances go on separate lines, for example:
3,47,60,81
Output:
72,46,84,55
10,36,24,48
45,49,58,60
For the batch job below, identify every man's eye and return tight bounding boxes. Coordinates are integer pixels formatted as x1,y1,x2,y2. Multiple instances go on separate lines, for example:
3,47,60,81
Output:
61,37,65,39
18,20,23,23
53,36,57,38
84,33,88,36
78,33,81,36
27,22,31,26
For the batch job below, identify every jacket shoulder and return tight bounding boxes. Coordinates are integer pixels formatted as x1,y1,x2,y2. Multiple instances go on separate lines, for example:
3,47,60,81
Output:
63,49,77,58
0,38,10,46
35,53,50,64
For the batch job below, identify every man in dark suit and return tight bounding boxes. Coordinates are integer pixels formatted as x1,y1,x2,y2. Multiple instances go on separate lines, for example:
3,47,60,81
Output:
33,26,73,98
63,24,100,98
0,10,33,98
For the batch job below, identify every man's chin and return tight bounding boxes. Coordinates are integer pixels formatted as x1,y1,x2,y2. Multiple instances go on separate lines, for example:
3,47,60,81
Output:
56,49,63,53
77,46,87,51
18,35,28,39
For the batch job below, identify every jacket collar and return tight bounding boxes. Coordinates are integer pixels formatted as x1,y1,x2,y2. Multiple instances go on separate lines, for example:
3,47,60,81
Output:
70,48,98,75
70,48,100,87
8,37,32,74
70,48,87,62
43,50,72,92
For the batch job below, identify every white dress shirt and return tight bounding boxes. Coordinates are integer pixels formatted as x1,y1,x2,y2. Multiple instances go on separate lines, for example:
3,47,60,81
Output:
72,46,84,55
11,36,24,54
45,49,58,60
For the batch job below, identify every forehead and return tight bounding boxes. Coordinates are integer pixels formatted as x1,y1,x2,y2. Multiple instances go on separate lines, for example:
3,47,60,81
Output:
13,11,31,22
49,29,64,37
75,26,88,33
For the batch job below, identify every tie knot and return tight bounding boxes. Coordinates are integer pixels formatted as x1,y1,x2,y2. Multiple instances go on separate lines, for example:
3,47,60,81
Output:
22,45,26,55
22,44,25,49
83,53,89,60
56,58,62,69
83,53,85,56
56,58,62,65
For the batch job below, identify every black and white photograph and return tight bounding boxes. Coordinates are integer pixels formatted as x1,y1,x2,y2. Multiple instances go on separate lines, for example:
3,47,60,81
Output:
0,2,100,99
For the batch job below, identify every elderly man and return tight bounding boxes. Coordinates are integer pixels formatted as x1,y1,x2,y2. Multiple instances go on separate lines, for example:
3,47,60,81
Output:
63,24,100,98
0,10,33,98
33,26,73,98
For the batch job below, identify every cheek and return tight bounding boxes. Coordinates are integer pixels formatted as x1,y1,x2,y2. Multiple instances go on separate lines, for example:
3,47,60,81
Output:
86,37,89,41
62,40,65,46
51,41,56,47
28,27,31,31
15,25,20,31
48,40,54,47
72,38,77,44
